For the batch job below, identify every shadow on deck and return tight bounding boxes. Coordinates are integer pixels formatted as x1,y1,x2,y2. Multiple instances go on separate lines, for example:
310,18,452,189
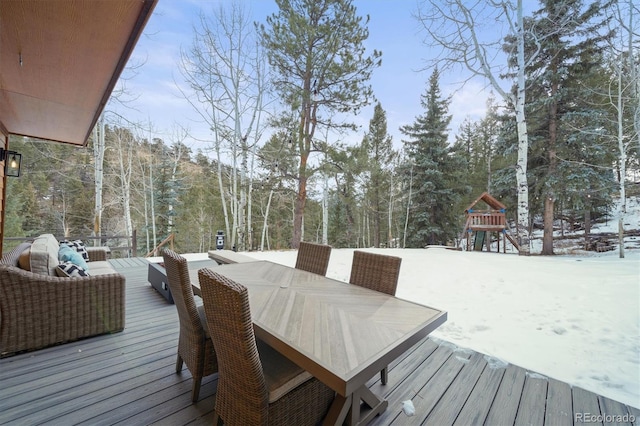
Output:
0,257,637,425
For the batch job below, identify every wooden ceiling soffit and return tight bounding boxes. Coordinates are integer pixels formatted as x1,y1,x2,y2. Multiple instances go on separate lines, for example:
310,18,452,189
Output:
0,0,157,146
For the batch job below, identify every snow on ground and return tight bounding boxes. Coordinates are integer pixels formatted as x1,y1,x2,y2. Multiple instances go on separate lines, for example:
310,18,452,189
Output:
245,247,640,409
177,197,640,408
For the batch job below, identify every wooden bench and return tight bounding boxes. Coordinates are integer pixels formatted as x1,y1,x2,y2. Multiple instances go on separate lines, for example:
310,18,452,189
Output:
207,250,256,265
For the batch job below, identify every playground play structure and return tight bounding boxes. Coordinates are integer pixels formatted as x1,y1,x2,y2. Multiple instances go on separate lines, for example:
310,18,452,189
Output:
462,192,521,253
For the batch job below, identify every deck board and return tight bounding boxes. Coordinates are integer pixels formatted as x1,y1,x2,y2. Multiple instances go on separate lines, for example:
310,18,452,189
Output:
514,373,548,426
574,386,604,425
598,395,635,426
0,257,637,426
423,352,486,425
452,359,505,425
484,363,526,425
545,378,573,426
368,344,454,425
404,348,470,424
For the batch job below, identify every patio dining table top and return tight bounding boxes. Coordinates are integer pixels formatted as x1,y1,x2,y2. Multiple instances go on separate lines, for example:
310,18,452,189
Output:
189,260,447,425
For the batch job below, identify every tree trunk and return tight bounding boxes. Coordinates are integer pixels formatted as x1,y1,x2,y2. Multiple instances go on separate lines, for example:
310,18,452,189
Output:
247,147,256,251
168,142,183,236
514,0,530,255
388,173,394,247
403,164,414,248
92,115,105,246
149,158,157,251
617,68,627,258
142,163,151,256
584,197,592,244
322,175,328,245
116,129,134,251
292,159,308,249
628,0,640,155
260,189,273,251
215,136,231,249
542,196,554,255
542,75,558,255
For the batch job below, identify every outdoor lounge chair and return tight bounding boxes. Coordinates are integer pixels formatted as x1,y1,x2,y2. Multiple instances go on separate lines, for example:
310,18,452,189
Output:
198,268,334,426
349,250,402,385
294,241,332,276
0,239,124,357
162,249,218,402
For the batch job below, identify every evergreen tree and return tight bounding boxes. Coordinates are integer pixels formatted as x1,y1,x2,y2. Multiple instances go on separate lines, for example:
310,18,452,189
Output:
400,68,465,247
258,0,381,248
361,102,396,247
525,0,615,254
326,144,360,247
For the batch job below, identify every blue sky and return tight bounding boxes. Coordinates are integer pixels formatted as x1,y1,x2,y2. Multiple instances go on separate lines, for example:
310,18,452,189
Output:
113,0,493,152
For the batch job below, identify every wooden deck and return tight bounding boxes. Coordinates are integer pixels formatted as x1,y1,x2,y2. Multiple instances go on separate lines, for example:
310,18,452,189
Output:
1,257,638,425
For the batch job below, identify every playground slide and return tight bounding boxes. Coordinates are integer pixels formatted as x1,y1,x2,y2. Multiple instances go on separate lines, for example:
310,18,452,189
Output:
473,231,486,251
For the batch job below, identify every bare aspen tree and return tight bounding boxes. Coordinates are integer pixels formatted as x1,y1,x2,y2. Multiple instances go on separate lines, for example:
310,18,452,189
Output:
137,145,152,255
166,126,189,235
179,3,267,251
416,0,537,254
607,0,639,258
260,188,274,251
92,113,105,246
113,126,136,243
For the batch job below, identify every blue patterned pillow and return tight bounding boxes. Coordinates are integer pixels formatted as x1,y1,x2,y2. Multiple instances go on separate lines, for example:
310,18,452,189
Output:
58,244,89,270
60,239,89,261
56,261,90,277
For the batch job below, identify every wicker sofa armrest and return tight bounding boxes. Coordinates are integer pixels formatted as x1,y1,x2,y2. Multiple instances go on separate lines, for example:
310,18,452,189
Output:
0,265,125,357
0,242,31,267
86,246,110,262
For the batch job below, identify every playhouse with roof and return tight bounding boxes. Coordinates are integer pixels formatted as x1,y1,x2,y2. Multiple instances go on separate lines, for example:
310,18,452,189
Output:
462,192,520,253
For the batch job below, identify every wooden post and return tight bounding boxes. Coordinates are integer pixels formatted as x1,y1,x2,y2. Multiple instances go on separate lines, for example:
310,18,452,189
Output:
503,231,506,253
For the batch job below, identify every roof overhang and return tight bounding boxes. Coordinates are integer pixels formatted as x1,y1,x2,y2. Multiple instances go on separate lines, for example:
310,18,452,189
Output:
0,0,157,146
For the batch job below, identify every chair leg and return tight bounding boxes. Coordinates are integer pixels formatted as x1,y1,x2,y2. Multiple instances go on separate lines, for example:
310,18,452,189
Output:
175,354,184,373
381,366,388,385
212,411,222,425
191,377,202,402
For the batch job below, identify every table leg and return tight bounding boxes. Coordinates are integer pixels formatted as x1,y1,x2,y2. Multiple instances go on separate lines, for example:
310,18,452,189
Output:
322,386,388,426
355,386,388,425
323,394,352,426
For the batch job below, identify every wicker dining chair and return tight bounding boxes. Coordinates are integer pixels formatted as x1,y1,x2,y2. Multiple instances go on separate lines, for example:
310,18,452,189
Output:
349,250,402,385
294,241,332,276
198,268,335,426
162,249,218,402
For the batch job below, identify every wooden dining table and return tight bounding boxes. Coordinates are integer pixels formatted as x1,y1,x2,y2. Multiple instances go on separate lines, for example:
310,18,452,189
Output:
189,260,447,426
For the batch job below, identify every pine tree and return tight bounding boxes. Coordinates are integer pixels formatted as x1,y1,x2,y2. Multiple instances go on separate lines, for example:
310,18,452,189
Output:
525,0,615,254
400,68,465,247
361,102,396,247
258,0,381,248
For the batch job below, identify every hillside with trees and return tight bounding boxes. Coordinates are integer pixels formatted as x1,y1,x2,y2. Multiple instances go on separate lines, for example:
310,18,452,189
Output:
3,0,638,257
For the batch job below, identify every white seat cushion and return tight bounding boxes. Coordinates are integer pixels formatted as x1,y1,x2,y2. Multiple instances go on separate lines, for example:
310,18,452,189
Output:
87,261,116,276
257,340,312,403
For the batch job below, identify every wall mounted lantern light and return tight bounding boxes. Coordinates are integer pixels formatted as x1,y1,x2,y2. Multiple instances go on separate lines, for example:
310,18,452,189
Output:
0,148,22,177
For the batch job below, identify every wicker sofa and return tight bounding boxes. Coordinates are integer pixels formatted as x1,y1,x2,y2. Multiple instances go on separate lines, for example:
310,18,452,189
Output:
0,235,126,357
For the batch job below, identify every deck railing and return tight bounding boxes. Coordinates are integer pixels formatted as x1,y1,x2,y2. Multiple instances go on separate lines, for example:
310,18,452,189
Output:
467,212,506,227
3,230,137,258
144,233,174,257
